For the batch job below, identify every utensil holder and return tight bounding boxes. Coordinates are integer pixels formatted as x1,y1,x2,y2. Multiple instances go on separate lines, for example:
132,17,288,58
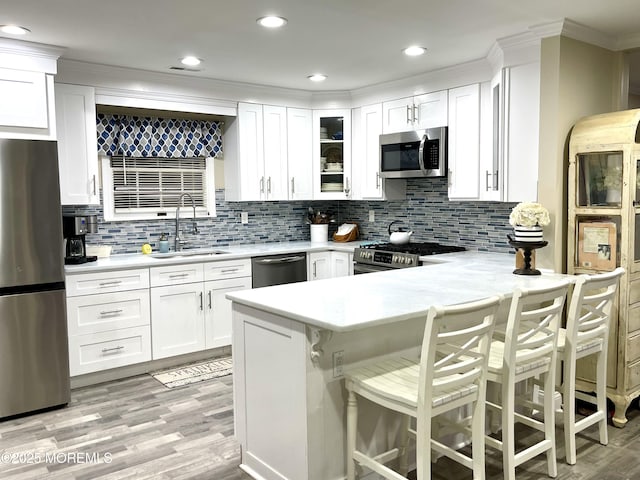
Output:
310,224,328,243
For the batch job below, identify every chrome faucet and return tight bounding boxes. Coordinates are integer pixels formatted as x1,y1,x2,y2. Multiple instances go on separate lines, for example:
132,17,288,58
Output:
174,193,199,251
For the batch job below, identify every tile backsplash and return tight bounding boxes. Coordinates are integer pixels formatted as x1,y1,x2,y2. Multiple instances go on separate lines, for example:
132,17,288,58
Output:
63,178,516,255
64,112,517,255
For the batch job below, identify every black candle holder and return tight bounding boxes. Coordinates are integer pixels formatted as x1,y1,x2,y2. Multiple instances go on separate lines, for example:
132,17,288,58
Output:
507,235,548,275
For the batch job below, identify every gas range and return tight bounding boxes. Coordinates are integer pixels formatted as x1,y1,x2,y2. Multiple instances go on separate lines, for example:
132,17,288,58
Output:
353,242,466,274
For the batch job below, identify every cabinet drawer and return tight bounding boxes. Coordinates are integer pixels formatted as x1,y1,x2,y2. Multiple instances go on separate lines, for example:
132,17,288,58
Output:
627,331,640,365
204,258,251,281
69,326,151,376
629,278,640,305
629,304,640,335
625,357,640,391
150,263,204,286
67,290,150,336
66,268,149,296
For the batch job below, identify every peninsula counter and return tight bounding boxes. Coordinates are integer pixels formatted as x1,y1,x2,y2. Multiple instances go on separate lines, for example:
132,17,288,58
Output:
227,252,569,480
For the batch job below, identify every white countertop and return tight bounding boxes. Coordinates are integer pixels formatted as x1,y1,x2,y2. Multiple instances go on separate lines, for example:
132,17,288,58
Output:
64,240,363,274
226,251,571,333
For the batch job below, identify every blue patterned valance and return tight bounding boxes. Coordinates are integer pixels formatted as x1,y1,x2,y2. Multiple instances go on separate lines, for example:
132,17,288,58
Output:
96,113,223,158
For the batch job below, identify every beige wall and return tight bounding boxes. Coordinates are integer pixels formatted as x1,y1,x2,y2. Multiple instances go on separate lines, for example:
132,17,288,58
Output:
537,36,625,272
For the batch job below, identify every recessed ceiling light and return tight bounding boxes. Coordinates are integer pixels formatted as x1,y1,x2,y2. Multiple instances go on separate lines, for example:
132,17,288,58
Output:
308,74,327,82
257,16,288,28
180,56,202,67
0,25,30,35
403,46,427,57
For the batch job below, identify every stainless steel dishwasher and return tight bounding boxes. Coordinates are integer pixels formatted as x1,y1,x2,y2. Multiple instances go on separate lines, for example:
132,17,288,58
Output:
251,252,307,288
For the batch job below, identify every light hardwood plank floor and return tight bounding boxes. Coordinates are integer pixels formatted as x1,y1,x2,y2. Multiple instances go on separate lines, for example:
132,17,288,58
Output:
1,371,640,479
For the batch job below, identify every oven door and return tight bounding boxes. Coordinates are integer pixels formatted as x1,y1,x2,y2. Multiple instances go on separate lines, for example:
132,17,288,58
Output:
353,263,391,275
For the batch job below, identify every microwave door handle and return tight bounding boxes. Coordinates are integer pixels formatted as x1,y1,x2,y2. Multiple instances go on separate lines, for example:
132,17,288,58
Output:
418,134,428,174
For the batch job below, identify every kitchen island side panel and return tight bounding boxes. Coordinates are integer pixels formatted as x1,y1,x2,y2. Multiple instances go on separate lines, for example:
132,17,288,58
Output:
232,303,309,480
233,301,427,480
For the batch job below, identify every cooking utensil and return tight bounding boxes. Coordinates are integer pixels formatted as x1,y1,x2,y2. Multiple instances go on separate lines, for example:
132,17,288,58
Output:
388,221,413,244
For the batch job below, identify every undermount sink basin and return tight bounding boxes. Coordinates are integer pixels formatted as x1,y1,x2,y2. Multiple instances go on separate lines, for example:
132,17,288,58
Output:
150,250,228,259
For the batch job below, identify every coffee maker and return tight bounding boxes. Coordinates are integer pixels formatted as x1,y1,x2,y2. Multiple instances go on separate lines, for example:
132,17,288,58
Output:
63,215,98,265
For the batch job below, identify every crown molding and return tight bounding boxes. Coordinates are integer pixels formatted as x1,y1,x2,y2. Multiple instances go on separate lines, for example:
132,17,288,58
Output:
530,18,618,51
616,31,640,51
0,38,64,74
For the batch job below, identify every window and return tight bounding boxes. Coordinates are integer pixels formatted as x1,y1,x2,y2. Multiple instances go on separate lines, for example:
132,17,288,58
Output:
102,156,216,221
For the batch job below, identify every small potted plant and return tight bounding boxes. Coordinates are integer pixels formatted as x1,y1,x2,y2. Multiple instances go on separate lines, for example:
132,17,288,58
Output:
509,202,550,242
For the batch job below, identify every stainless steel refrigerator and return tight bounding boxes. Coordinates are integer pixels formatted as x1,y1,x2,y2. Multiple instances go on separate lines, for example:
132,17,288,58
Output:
0,139,70,418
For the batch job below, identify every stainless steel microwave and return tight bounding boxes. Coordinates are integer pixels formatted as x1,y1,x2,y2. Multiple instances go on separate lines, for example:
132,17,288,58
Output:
379,127,447,178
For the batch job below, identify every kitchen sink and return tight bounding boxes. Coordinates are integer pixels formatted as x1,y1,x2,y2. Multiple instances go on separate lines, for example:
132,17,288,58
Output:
150,250,228,259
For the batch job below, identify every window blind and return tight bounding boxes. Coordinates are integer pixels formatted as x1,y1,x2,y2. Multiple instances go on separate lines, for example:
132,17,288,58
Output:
109,156,208,214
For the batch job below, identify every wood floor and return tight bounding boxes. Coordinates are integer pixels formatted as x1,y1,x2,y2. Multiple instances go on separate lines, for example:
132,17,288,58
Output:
1,370,640,479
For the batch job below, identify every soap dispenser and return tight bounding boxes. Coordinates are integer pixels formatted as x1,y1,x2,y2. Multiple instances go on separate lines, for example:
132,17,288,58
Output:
158,233,170,253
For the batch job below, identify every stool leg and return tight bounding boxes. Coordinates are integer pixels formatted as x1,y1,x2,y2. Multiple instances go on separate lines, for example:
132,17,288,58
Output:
416,402,432,480
471,396,486,480
543,370,558,477
347,390,358,480
563,357,577,466
596,349,608,446
398,414,410,476
501,381,516,480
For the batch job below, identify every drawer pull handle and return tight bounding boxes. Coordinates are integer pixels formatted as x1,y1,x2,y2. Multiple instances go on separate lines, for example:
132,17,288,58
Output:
208,290,212,309
99,309,124,316
221,268,239,273
169,273,189,279
101,346,125,354
99,280,122,287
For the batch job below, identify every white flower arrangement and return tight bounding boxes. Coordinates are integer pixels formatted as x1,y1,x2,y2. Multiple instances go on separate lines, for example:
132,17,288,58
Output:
509,202,550,227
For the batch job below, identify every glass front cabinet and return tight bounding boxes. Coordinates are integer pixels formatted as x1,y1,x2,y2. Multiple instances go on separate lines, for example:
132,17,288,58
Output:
312,109,352,199
568,109,640,427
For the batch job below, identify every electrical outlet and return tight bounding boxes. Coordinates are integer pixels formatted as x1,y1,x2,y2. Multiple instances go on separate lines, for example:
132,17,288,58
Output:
241,212,249,224
368,210,375,222
333,350,345,378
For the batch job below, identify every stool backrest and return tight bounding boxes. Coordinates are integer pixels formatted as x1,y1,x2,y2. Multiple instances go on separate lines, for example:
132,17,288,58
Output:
503,281,570,375
565,267,624,351
418,295,502,410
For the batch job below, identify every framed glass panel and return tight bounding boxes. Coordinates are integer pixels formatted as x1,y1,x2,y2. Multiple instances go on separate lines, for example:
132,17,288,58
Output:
575,215,620,271
577,152,623,207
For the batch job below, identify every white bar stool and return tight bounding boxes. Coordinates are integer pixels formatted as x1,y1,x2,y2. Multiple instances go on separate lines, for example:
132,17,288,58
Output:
556,267,624,465
344,295,502,480
484,281,569,480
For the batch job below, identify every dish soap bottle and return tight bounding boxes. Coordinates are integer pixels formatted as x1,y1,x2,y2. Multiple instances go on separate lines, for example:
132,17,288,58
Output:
158,233,170,253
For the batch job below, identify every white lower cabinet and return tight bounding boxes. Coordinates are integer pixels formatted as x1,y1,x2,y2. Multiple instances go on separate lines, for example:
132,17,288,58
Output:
69,326,151,376
308,251,353,280
150,259,252,359
150,282,206,359
308,252,331,280
206,276,252,348
331,251,353,277
66,269,151,376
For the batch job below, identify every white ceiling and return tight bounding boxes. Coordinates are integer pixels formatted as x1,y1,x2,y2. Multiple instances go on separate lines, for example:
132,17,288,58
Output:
2,0,640,92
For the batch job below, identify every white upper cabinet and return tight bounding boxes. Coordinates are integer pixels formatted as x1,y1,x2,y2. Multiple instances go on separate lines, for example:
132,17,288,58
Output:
352,103,405,200
447,84,481,200
0,69,49,129
55,83,100,205
262,105,288,200
0,40,61,140
229,102,264,201
382,90,448,134
287,108,313,200
225,103,313,201
500,62,540,202
313,109,352,200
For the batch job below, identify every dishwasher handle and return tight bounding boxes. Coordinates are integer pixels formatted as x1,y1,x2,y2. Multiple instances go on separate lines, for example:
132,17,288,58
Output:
253,255,306,265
